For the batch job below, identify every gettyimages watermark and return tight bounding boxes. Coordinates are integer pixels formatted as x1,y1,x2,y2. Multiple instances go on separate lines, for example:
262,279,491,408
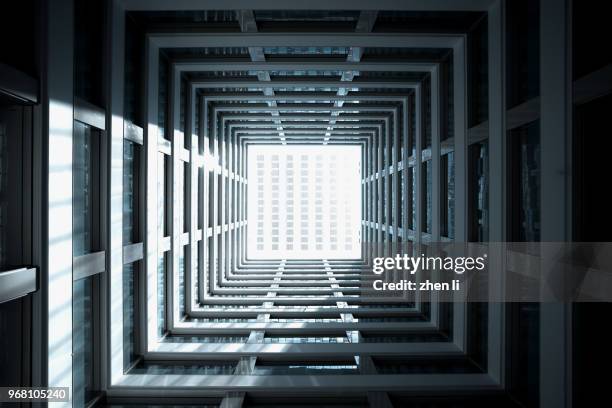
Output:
371,252,487,292
359,242,612,303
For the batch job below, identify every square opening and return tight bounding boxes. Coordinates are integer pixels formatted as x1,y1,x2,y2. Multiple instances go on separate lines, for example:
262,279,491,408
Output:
247,145,362,260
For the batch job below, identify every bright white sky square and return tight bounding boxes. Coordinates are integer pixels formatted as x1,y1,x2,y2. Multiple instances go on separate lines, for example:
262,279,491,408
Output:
247,145,362,260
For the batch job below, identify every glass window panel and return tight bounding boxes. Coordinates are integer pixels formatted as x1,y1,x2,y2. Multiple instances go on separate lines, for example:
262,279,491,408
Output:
409,93,416,157
130,361,236,375
182,162,189,233
422,76,432,149
73,276,95,406
254,363,358,375
123,141,139,244
74,0,104,105
0,298,29,387
0,106,28,269
162,335,249,344
158,54,168,140
469,143,488,242
158,153,169,237
73,121,100,256
467,16,489,126
506,0,540,108
0,116,8,267
441,152,455,239
158,253,167,338
408,165,416,231
509,121,540,241
123,262,138,371
421,160,432,234
179,246,186,318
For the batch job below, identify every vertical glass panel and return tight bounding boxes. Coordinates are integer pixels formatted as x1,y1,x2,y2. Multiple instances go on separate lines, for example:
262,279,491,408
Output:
422,77,432,149
0,116,7,266
509,303,540,407
0,104,32,390
158,254,166,338
195,242,202,304
467,301,488,373
0,298,29,388
208,107,214,154
0,2,37,77
509,121,540,241
381,173,386,225
73,121,99,256
217,173,222,226
448,152,455,239
157,153,167,236
183,163,189,233
441,152,455,239
441,55,454,141
0,106,26,268
123,262,137,371
216,233,222,277
467,16,489,126
179,246,186,318
197,168,204,229
386,173,391,229
208,172,214,228
73,276,94,406
408,165,416,231
123,141,139,244
180,77,188,147
573,93,612,241
421,160,432,234
398,171,404,229
177,160,184,233
124,16,144,127
506,0,540,108
400,110,405,163
195,94,202,154
469,142,488,242
74,0,104,105
158,54,168,140
206,236,213,294
409,93,416,157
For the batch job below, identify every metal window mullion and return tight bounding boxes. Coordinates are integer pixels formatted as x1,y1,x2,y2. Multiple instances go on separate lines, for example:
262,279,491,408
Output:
385,117,392,241
224,121,232,281
168,66,180,329
199,93,208,303
429,66,442,329
144,37,161,352
46,0,74,398
540,0,572,406
370,133,376,244
392,108,399,239
431,67,441,243
451,38,468,351
221,121,229,284
187,81,198,314
402,97,410,241
487,0,507,386
231,129,239,272
414,85,423,245
217,112,225,287
211,109,219,294
376,124,382,242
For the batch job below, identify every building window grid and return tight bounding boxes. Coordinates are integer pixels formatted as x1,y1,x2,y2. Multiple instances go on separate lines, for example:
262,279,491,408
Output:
248,146,361,259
